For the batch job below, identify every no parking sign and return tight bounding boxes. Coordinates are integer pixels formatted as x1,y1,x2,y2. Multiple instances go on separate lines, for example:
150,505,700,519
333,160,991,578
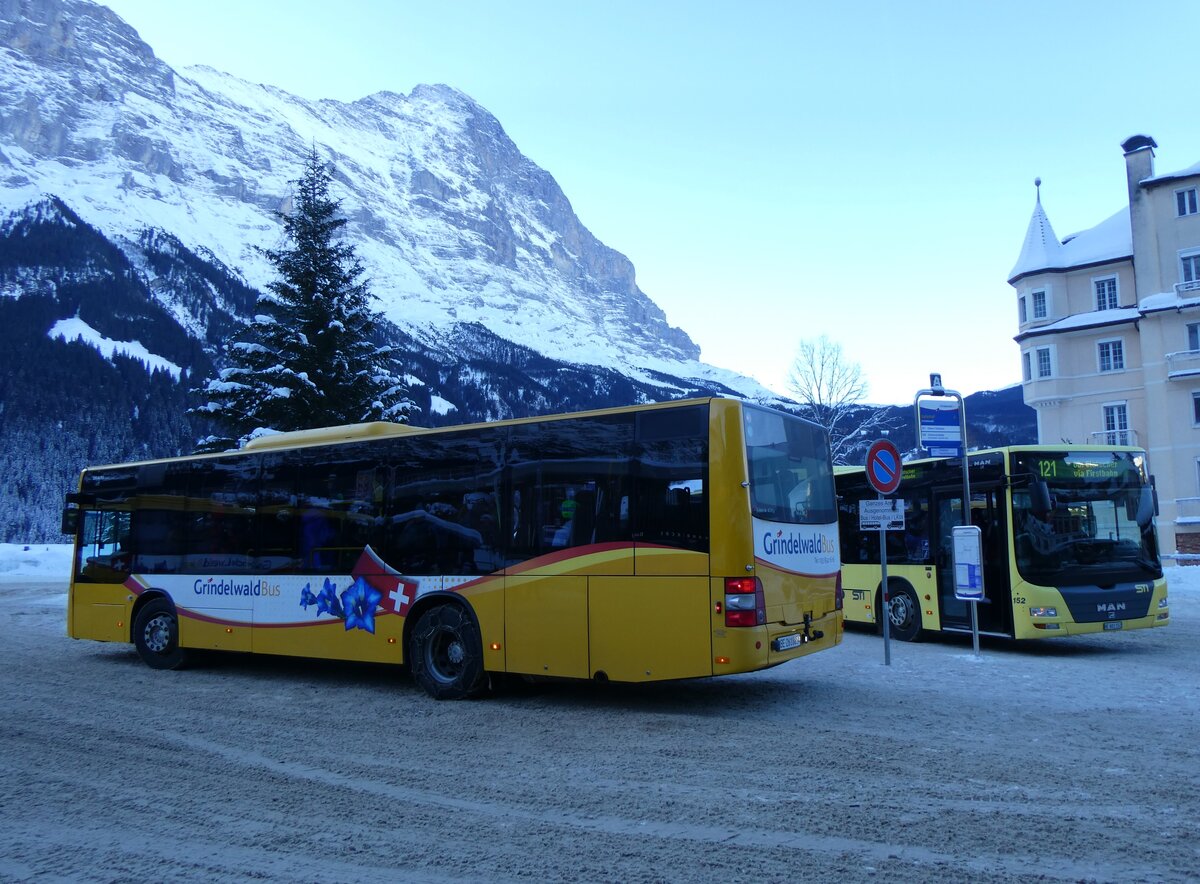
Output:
865,439,902,495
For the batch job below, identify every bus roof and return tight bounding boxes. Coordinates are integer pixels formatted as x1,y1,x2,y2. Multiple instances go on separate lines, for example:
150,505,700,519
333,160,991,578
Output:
241,421,431,450
836,443,1149,475
79,397,731,473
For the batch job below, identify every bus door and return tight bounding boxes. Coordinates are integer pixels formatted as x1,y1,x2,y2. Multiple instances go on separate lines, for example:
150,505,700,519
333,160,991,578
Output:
932,488,970,632
933,485,1011,636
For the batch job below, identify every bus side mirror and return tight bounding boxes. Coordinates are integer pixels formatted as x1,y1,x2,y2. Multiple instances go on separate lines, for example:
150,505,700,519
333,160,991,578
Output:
1030,480,1052,520
1135,485,1156,528
61,507,79,536
1127,486,1156,527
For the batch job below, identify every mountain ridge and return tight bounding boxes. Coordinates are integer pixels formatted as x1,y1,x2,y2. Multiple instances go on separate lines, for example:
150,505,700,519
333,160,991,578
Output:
0,0,1034,541
3,0,719,386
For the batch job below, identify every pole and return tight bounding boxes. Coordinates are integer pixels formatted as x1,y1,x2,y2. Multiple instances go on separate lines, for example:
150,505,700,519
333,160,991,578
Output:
955,397,980,658
914,379,981,658
879,491,891,666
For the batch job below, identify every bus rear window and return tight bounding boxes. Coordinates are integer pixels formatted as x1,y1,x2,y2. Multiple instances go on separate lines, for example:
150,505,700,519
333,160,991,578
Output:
743,406,836,525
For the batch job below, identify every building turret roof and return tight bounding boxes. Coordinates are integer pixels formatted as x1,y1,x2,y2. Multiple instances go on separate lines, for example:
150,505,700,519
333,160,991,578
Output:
1009,181,1132,284
1008,182,1064,281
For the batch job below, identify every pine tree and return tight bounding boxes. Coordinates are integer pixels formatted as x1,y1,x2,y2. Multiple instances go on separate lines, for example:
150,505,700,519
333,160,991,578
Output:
194,149,414,449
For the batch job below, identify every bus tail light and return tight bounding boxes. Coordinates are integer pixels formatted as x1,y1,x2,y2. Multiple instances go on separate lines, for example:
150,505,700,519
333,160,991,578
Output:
835,570,843,611
724,577,764,627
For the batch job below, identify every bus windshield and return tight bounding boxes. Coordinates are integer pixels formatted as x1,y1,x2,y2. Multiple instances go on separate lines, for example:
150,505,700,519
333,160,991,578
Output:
743,406,836,525
1011,451,1161,584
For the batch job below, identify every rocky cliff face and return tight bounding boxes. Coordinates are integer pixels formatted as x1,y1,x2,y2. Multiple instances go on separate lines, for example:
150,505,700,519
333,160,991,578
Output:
0,0,1036,543
0,0,705,382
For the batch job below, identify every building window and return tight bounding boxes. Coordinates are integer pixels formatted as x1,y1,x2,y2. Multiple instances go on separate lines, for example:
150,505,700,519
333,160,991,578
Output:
1022,351,1031,381
1094,276,1119,311
1189,322,1200,352
1032,289,1047,319
1103,403,1129,445
1036,347,1052,378
1194,392,1200,426
1098,339,1124,372
1018,297,1027,324
1183,253,1200,284
1177,187,1198,217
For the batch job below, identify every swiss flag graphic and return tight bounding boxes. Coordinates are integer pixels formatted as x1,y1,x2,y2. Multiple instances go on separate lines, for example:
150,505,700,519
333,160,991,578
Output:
351,546,419,617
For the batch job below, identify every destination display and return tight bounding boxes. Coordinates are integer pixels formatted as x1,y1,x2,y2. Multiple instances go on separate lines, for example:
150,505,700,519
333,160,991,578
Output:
1011,451,1143,486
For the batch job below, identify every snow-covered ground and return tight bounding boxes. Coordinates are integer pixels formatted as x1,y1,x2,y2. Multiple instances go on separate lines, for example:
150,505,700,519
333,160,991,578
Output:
1,545,1197,882
0,543,74,580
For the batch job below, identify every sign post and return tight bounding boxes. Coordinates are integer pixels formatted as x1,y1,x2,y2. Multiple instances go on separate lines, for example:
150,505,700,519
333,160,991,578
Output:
864,439,903,666
913,374,982,657
953,525,985,656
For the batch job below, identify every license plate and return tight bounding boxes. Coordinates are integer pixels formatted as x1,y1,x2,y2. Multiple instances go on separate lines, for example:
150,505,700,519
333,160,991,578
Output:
773,633,804,651
1103,621,1123,631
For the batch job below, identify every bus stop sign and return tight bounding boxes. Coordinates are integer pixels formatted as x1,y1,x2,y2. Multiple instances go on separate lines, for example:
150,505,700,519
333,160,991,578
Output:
865,439,902,495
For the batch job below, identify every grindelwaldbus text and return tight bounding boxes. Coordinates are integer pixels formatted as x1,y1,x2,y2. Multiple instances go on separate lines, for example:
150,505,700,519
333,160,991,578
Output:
63,398,843,697
836,446,1169,641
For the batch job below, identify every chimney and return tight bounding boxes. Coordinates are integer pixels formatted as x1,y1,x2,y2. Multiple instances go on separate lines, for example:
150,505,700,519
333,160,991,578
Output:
1121,134,1157,207
1121,134,1159,297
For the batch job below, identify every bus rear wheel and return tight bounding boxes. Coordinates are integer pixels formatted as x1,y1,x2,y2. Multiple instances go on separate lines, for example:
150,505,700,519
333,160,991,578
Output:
410,605,486,700
132,598,191,670
882,583,923,643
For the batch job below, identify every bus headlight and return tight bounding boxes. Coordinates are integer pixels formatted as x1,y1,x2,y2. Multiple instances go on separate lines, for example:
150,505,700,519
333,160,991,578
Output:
1029,607,1058,618
1159,597,1169,609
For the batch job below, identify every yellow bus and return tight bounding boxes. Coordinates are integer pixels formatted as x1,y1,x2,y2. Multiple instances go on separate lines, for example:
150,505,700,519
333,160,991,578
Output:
63,397,843,698
836,446,1169,641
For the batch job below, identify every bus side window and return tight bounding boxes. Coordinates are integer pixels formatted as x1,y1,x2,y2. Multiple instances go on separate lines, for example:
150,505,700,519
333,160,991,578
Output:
507,414,636,563
133,508,186,574
634,412,708,553
76,510,131,582
189,457,260,574
381,431,505,576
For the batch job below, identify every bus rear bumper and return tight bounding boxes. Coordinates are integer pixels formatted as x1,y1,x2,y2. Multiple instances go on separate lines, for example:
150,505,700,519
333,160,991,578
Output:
712,610,842,674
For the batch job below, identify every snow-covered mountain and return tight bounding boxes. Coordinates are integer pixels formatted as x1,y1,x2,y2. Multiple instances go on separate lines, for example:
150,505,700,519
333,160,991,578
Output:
0,0,1035,542
0,0,775,400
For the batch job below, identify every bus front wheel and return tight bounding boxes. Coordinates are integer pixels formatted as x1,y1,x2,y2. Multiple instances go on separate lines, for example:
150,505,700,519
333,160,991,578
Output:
410,605,486,700
132,598,191,670
881,583,923,643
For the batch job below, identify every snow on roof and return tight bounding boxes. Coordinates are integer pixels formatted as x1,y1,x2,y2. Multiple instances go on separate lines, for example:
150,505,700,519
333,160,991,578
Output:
1017,306,1139,338
1011,153,1198,284
1143,159,1200,185
1009,193,1063,281
1009,198,1131,283
1058,207,1132,268
1139,290,1200,313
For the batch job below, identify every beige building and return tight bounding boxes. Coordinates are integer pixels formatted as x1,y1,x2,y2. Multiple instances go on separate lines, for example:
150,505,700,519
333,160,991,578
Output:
1009,135,1200,559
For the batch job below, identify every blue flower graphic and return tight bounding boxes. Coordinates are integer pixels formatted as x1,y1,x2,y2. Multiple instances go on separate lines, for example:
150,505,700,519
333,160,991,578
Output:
299,583,318,610
316,577,344,618
340,577,383,634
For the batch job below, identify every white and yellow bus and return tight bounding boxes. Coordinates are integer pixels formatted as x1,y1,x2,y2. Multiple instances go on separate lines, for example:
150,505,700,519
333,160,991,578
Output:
63,398,843,698
836,446,1169,641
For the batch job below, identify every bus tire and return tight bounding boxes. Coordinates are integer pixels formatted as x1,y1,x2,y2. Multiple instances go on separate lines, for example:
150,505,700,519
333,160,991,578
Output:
410,604,486,700
132,598,191,670
881,582,923,643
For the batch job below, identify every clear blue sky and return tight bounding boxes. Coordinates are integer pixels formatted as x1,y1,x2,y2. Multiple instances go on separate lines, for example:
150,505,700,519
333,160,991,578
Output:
102,0,1200,404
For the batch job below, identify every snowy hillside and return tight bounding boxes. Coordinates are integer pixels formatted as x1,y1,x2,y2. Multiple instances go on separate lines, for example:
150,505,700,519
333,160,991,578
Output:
0,0,779,399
